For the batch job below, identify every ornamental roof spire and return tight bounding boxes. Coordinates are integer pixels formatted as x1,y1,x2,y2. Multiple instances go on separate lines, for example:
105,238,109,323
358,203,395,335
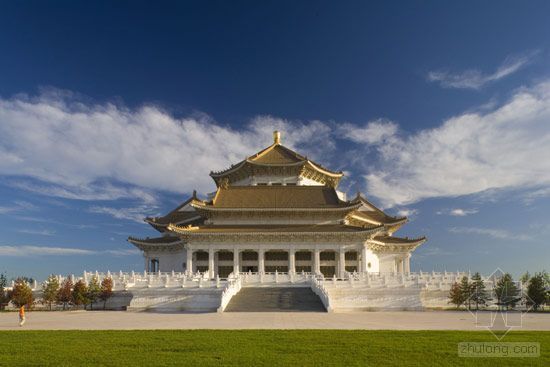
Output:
273,130,281,145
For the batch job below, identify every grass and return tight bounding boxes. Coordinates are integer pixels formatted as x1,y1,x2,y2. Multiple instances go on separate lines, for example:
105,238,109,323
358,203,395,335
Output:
0,330,548,366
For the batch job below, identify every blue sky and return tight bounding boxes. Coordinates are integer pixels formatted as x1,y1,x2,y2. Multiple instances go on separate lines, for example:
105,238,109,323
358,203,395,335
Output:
1,1,549,279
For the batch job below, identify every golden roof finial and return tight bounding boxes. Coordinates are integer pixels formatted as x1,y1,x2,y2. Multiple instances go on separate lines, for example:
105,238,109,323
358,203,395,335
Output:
273,130,281,145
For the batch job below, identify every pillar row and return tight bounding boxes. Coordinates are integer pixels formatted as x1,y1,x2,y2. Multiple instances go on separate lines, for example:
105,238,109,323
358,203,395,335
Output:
258,248,265,273
233,249,240,275
339,248,346,278
289,248,296,274
313,248,320,275
186,246,193,275
208,247,215,278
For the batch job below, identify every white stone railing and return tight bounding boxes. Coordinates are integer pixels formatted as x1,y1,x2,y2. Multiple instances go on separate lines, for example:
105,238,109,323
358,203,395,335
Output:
18,271,227,292
310,276,332,312
239,270,315,285
217,273,243,313
22,270,510,293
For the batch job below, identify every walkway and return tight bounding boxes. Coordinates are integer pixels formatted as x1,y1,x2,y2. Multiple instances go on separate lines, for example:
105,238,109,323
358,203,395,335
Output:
1,311,549,330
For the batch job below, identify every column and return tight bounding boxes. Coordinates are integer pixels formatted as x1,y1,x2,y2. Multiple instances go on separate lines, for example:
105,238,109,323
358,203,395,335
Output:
289,248,296,274
398,257,404,273
404,254,411,274
258,248,265,273
233,249,240,275
208,247,215,278
144,256,148,272
361,245,367,273
313,248,320,275
186,246,193,275
339,248,346,278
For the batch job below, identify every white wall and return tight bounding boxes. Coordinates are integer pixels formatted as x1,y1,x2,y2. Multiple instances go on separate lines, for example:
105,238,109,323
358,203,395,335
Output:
144,250,187,272
231,175,323,186
363,249,380,273
378,253,398,273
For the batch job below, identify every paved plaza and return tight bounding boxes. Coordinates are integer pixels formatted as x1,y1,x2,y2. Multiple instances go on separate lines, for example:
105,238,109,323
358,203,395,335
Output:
1,311,549,330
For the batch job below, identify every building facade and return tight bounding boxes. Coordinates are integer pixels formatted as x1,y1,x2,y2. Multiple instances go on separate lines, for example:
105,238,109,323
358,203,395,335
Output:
129,131,425,278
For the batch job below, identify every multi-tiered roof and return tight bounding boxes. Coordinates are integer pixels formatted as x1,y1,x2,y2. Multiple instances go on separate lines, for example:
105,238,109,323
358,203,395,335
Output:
129,131,425,252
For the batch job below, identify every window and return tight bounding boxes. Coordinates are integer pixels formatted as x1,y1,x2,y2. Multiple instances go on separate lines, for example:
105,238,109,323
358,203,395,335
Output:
320,251,335,261
271,182,282,186
150,259,159,272
257,183,268,186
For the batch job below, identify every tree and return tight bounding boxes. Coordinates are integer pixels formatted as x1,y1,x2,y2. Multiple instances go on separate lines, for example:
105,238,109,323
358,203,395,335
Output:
0,273,10,310
470,272,490,310
100,277,113,310
87,276,101,310
9,278,34,308
543,271,550,307
494,273,520,310
72,280,89,308
57,278,73,310
459,276,472,310
42,275,60,311
520,271,531,286
448,281,464,309
526,273,547,311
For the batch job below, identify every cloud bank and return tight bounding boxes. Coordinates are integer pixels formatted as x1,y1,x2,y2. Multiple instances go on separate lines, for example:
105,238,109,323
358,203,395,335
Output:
0,90,331,199
1,81,550,210
366,81,550,206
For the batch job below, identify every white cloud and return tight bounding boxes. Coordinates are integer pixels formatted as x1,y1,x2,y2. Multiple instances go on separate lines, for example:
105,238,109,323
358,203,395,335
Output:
0,91,332,199
105,248,141,256
449,208,478,216
0,244,140,256
8,180,158,203
437,208,478,216
2,83,550,212
0,200,37,214
427,51,537,89
339,119,398,145
17,229,56,236
366,80,550,207
396,208,418,217
448,227,531,241
0,245,95,256
88,205,156,223
523,187,550,204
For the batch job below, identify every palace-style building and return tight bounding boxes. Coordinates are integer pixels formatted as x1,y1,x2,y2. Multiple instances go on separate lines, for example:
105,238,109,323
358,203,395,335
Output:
129,131,425,278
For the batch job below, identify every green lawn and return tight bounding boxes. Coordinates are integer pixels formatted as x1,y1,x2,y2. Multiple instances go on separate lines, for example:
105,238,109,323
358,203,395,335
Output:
0,330,547,366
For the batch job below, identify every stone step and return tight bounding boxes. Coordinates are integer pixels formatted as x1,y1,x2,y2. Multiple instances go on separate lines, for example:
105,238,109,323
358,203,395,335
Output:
225,287,326,312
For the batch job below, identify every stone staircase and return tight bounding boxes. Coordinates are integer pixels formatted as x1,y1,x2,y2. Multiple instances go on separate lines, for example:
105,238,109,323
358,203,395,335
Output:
225,287,326,312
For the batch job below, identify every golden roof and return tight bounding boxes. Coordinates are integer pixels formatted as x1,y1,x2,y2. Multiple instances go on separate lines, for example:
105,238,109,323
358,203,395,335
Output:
348,210,406,226
169,224,380,233
145,194,204,231
209,131,343,187
201,185,358,209
373,235,426,245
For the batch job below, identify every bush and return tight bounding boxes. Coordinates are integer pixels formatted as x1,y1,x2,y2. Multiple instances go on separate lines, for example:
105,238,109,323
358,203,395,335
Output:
87,276,101,310
72,280,89,308
42,275,60,311
57,278,73,310
9,278,33,308
526,272,547,311
494,273,520,310
0,274,10,310
100,277,113,309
